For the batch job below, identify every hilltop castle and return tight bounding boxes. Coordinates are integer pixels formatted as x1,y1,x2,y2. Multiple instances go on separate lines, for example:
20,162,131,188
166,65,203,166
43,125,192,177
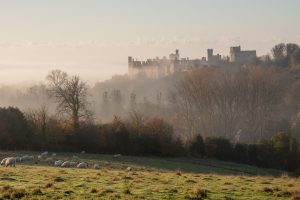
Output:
128,46,256,79
230,46,256,64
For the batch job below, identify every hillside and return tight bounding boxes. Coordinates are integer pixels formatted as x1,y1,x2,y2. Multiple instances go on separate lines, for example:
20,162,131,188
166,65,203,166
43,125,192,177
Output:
0,151,299,199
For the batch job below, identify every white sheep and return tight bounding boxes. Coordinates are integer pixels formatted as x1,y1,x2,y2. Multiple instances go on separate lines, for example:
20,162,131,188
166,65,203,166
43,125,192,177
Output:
41,151,48,156
77,162,88,169
21,155,33,162
81,151,86,154
126,167,132,171
94,163,100,169
1,158,8,166
54,160,64,167
61,161,72,168
21,155,28,161
45,157,55,164
69,161,78,167
28,156,34,161
5,157,16,167
52,153,57,157
104,161,110,165
15,157,21,162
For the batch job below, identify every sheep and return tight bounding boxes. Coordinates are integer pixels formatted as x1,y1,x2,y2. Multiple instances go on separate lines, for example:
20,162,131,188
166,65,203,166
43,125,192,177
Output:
15,157,21,162
60,161,77,168
52,153,57,157
113,154,122,158
1,158,8,166
69,161,78,167
38,151,48,160
28,156,34,161
77,162,88,169
5,157,16,167
21,155,34,162
81,151,86,154
94,163,100,169
45,157,55,165
126,167,132,171
61,161,72,168
21,155,28,161
54,160,64,167
104,161,110,165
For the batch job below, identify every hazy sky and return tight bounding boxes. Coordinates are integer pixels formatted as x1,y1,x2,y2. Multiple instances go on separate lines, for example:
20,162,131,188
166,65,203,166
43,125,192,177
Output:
0,0,299,84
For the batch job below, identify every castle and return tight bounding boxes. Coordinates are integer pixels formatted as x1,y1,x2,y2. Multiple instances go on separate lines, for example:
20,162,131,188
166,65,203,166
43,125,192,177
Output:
230,46,256,64
128,46,256,79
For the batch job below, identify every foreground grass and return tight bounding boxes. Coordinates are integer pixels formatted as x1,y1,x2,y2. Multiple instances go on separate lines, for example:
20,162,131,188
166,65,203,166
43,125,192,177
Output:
0,151,299,199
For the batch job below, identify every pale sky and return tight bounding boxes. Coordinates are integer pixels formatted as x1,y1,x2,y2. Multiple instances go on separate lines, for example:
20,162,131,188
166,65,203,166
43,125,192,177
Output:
0,0,299,84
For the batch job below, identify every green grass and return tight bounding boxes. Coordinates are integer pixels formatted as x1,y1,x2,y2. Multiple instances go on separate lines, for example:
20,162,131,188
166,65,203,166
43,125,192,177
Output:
0,151,299,199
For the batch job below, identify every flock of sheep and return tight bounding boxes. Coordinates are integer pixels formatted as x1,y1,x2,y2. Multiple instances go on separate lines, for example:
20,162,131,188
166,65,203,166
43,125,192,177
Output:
0,151,103,169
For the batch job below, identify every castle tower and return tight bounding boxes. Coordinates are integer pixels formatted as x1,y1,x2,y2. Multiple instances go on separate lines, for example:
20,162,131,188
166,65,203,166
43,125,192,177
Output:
207,49,213,62
175,49,179,60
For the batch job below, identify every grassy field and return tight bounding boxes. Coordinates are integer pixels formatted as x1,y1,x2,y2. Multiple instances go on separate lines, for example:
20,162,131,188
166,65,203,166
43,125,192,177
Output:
0,151,299,199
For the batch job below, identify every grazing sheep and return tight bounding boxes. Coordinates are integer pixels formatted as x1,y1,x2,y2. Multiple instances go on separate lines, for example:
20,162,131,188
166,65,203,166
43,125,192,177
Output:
81,151,86,154
5,157,16,167
126,167,132,171
77,162,88,169
38,151,48,160
94,163,100,169
45,157,55,164
69,161,78,167
21,155,34,162
28,156,34,161
21,155,28,161
104,161,110,165
1,158,8,166
54,160,64,167
52,153,57,157
113,154,122,158
61,161,72,168
15,157,21,162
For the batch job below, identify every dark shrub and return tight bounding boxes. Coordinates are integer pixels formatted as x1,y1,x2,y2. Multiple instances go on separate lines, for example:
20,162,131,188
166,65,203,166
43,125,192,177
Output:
205,137,232,161
232,143,248,163
188,134,205,158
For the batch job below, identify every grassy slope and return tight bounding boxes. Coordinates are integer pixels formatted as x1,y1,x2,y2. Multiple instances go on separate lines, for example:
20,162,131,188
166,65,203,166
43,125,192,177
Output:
0,151,299,200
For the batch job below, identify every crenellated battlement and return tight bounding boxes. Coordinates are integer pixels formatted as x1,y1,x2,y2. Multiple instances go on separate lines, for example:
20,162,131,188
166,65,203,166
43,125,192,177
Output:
128,46,256,79
128,50,207,79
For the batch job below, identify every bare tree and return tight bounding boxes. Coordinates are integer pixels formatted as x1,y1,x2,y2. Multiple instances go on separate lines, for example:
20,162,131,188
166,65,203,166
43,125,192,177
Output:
176,66,281,142
47,70,91,132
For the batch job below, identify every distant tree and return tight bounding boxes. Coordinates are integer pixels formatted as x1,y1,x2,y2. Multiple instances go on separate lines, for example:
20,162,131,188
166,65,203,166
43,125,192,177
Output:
271,43,287,66
0,107,30,150
271,43,286,61
291,48,300,68
188,134,205,157
286,43,299,57
47,70,91,132
271,132,299,170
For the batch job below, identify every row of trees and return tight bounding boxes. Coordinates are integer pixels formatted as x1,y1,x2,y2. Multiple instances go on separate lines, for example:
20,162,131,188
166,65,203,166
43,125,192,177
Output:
189,133,299,171
0,106,299,172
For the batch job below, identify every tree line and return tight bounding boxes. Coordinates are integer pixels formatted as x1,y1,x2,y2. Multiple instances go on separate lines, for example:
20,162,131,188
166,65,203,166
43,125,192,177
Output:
0,106,299,172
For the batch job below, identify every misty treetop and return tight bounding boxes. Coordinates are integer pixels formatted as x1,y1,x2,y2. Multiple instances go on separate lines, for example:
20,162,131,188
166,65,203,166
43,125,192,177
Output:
0,43,300,144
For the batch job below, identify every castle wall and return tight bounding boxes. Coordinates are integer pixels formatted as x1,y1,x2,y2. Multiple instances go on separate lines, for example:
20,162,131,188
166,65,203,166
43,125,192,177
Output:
230,46,256,64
